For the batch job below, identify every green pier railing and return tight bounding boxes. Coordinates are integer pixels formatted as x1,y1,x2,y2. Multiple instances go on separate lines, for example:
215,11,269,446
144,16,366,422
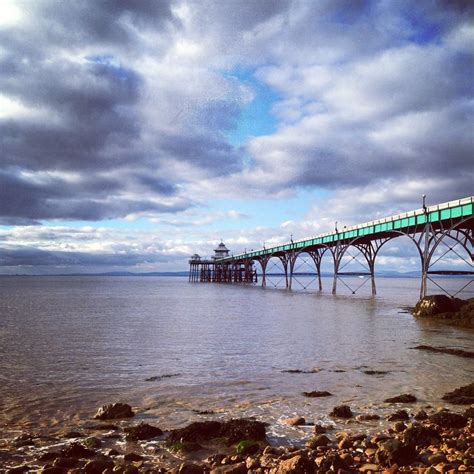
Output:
219,196,473,262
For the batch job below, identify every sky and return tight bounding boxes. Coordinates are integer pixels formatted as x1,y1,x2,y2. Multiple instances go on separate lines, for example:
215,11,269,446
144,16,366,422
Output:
0,0,473,275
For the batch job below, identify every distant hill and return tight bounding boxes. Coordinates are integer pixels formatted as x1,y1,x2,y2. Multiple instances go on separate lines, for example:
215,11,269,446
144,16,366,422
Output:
4,271,189,277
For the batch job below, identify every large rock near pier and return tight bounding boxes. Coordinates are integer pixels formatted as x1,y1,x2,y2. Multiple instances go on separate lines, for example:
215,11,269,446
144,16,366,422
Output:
413,295,474,328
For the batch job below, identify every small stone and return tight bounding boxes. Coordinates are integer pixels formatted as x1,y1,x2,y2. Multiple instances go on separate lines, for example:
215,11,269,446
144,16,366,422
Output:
177,463,205,474
282,416,306,426
123,452,143,462
386,410,409,421
306,434,330,449
40,467,66,474
428,453,447,464
338,436,352,449
94,403,135,420
210,462,247,474
7,466,32,474
204,454,226,466
414,409,429,420
330,405,353,418
82,437,102,449
394,421,406,432
302,391,333,398
384,394,417,403
357,414,380,421
340,453,353,463
359,463,379,472
246,457,259,469
314,424,330,434
60,443,95,458
259,454,276,468
274,455,314,473
52,458,80,468
84,459,114,474
235,440,259,455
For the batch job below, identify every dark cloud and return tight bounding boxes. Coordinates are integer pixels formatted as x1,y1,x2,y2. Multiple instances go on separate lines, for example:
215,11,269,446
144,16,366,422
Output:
0,169,188,224
0,247,171,267
0,0,248,223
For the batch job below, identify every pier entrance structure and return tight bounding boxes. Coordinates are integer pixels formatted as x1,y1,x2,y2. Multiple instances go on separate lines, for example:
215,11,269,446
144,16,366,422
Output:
189,197,473,298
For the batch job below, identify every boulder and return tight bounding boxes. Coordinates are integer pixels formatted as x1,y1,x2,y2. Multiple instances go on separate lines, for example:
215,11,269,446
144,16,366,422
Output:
384,394,417,403
124,423,163,441
93,403,134,420
329,405,353,418
221,419,266,443
442,382,474,405
402,424,441,448
167,421,222,443
376,438,417,467
428,411,468,428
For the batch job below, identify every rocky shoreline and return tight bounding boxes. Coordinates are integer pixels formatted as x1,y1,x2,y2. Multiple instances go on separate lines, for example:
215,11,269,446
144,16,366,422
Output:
1,383,473,474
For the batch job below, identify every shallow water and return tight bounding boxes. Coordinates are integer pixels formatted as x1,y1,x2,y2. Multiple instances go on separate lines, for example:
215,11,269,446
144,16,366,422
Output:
0,276,472,445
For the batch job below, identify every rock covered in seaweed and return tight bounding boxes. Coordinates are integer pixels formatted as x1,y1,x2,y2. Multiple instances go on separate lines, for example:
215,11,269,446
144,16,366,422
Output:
124,422,163,441
384,393,417,403
167,419,266,445
442,382,474,405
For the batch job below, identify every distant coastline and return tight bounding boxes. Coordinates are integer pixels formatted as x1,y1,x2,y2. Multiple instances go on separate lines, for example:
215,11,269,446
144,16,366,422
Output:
1,271,471,278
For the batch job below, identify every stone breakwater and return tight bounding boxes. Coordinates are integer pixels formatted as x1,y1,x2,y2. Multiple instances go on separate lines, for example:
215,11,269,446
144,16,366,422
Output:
1,385,473,474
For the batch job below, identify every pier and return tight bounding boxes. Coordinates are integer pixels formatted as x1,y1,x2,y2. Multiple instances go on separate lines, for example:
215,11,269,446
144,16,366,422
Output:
189,196,473,298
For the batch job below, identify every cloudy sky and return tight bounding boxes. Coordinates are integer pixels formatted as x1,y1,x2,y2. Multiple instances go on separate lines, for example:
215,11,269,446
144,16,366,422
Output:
0,0,473,274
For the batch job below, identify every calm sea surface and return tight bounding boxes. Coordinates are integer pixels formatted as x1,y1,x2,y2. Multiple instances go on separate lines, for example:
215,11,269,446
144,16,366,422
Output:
0,276,473,443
